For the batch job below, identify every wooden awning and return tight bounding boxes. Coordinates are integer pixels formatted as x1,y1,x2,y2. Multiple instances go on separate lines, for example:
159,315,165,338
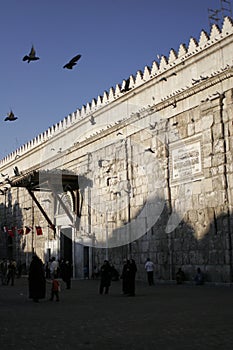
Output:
10,169,79,192
9,169,79,234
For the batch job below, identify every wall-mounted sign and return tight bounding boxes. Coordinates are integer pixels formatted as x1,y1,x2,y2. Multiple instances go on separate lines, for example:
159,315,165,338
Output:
171,141,202,181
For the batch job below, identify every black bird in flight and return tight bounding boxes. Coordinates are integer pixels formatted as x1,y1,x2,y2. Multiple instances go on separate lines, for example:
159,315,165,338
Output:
23,45,40,63
63,54,82,69
145,147,155,153
4,110,18,121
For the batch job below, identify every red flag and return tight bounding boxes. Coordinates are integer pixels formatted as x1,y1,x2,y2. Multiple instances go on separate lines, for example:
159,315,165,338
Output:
25,226,31,234
17,228,24,235
36,226,43,235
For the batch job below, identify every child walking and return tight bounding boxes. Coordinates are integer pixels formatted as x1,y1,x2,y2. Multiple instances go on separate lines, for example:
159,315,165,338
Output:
49,273,60,302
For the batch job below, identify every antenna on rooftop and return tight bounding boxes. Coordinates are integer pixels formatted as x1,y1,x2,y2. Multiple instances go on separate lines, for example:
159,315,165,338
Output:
208,0,232,28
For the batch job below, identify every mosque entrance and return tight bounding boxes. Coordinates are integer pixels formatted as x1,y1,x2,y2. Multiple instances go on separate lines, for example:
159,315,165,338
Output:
60,227,72,263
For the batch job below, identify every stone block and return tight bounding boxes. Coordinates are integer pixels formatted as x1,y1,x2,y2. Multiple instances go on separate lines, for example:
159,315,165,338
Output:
201,178,213,192
187,123,195,136
201,114,214,130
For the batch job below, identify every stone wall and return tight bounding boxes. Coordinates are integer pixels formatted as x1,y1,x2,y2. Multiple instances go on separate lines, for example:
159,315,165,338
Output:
0,17,233,282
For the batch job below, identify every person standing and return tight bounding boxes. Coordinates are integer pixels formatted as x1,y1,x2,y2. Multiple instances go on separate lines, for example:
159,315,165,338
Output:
120,259,130,295
144,258,154,286
194,267,204,285
99,260,112,295
0,258,8,285
127,259,137,296
49,273,60,302
61,260,72,289
28,255,46,303
7,259,17,286
49,257,59,279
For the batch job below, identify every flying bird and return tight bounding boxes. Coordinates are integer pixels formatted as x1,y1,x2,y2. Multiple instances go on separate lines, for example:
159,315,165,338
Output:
145,147,155,153
63,54,81,69
149,122,157,130
22,45,40,63
4,110,18,121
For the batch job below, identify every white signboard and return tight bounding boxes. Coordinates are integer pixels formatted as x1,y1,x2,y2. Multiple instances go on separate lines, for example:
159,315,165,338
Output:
172,141,202,180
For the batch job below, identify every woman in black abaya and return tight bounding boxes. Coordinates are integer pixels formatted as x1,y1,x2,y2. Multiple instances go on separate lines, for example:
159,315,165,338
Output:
28,255,46,302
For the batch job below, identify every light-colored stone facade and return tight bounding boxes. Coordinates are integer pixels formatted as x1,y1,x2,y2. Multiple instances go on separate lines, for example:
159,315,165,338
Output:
1,17,233,282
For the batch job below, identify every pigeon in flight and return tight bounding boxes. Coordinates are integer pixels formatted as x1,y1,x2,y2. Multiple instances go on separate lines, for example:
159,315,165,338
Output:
63,54,82,69
4,110,18,121
23,45,40,63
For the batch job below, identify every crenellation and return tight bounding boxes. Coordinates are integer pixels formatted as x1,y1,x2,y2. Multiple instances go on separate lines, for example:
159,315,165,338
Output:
168,48,177,63
198,29,209,46
115,83,121,97
210,23,221,40
70,112,76,123
91,98,97,109
151,61,159,76
188,37,198,53
177,43,187,58
86,102,91,114
108,87,115,101
222,16,233,34
81,105,86,117
135,70,143,86
143,66,151,81
97,94,102,107
102,91,109,104
159,55,168,70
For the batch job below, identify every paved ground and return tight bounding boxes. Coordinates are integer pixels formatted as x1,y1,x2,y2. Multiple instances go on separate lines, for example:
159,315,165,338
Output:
0,277,233,350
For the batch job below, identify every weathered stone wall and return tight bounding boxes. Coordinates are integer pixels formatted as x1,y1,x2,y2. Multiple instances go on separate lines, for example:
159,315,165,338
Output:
1,17,233,282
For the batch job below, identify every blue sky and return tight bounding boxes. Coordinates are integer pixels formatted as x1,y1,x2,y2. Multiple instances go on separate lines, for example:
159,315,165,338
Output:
0,0,229,159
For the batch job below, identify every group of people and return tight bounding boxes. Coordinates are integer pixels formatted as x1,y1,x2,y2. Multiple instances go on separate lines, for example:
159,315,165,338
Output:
175,267,204,285
28,255,73,303
2,253,205,303
98,258,137,296
0,258,17,286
